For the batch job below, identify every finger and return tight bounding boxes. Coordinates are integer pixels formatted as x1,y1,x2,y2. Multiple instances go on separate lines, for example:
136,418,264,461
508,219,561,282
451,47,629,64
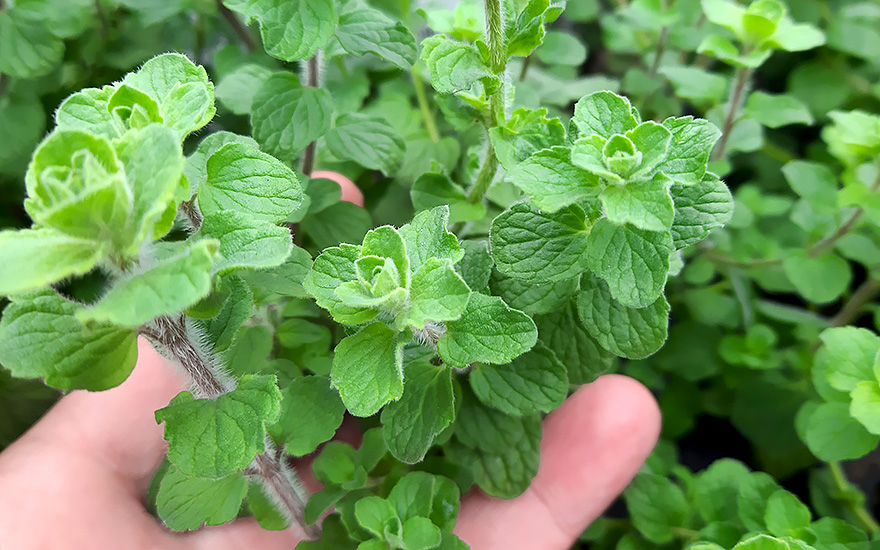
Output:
310,170,365,207
17,338,188,495
454,374,661,550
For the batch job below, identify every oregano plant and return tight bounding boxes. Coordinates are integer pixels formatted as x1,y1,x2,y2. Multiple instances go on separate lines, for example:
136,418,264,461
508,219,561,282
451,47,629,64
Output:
0,1,879,550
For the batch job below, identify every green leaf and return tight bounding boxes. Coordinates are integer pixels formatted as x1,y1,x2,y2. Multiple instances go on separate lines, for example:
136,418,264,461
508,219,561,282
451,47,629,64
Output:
397,206,463,276
200,211,292,274
304,244,378,324
332,323,406,417
670,173,734,249
745,92,813,128
199,142,302,223
764,490,811,537
850,381,880,435
420,35,494,94
489,271,578,315
249,0,337,61
600,175,675,232
381,362,455,464
470,343,567,416
586,218,673,308
769,19,826,52
247,482,289,530
655,117,721,186
411,172,486,224
0,229,104,295
572,91,639,139
193,276,254,352
798,401,879,461
782,252,851,305
325,113,406,174
155,374,282,478
77,240,219,327
489,107,566,171
302,201,372,250
505,0,552,58
0,11,63,78
54,86,119,139
240,244,313,301
455,240,492,292
276,375,345,456
534,303,614,385
733,535,790,550
401,517,442,550
490,202,591,283
448,395,541,498
386,472,460,530
215,64,273,116
505,146,602,212
251,72,334,162
157,466,247,531
738,472,780,531
355,496,399,538
820,327,880,392
407,259,470,329
0,290,137,391
692,458,751,523
336,2,417,69
781,161,837,215
537,31,587,66
577,274,670,359
659,66,728,103
437,292,537,368
624,474,688,544
185,132,260,198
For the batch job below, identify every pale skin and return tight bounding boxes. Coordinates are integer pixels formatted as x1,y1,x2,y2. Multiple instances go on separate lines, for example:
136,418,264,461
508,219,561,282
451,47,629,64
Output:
0,174,662,550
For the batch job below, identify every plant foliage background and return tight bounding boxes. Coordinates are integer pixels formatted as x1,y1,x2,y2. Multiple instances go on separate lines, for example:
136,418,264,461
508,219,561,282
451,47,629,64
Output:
1,0,880,549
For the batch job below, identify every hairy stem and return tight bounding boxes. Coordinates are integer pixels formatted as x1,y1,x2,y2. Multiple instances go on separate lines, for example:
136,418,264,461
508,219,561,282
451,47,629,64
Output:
142,315,318,538
713,66,752,161
484,0,506,74
301,55,320,176
467,148,499,203
412,67,440,143
829,462,880,533
216,0,256,52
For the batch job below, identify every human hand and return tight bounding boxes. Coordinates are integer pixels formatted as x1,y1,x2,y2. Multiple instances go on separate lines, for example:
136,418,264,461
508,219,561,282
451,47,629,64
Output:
0,174,661,550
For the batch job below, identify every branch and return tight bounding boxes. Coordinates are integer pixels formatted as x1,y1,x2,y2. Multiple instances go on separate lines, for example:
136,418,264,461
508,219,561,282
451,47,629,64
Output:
713,66,752,161
216,0,256,52
829,278,880,328
301,55,320,176
142,315,319,539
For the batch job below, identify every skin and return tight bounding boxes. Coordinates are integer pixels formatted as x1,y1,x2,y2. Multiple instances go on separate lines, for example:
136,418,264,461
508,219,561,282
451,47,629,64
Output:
0,174,661,550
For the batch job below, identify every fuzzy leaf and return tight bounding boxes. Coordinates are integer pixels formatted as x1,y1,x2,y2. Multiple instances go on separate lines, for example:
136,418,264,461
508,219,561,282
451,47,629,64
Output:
505,146,602,212
336,2,417,69
304,244,378,325
0,290,137,391
420,35,493,94
157,466,247,531
655,117,721,186
325,113,405,174
490,202,591,283
156,374,282,478
600,175,675,232
332,322,406,417
199,211,292,274
670,173,734,249
381,362,455,463
239,0,338,61
398,206,463,274
276,375,345,456
437,293,537,368
470,343,567,416
77,240,218,327
407,258,471,329
572,91,639,139
489,271,578,315
534,303,614,385
0,229,104,295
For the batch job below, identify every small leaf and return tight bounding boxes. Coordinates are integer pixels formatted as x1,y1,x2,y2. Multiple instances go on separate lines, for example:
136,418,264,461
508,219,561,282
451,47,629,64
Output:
157,466,247,531
0,229,104,295
572,91,639,139
850,381,880,435
332,322,406,417
798,401,879,461
624,474,688,544
251,72,335,162
586,218,673,308
304,244,378,324
193,276,254,352
577,274,670,359
420,35,494,94
600,175,675,232
470,343,568,416
746,92,813,128
819,327,880,392
534,303,614,385
355,496,399,538
0,290,137,391
325,113,405,174
455,240,493,292
670,173,734,249
764,490,811,537
199,211,292,274
301,201,372,250
276,375,346,456
386,471,460,530
655,116,721,186
401,517,442,550
185,131,260,197
381,362,455,464
199,142,302,223
77,240,218,327
0,11,63,78
782,252,851,305
407,258,471,329
437,292,537,368
238,0,338,61
55,86,119,138
411,172,486,224
336,2,417,69
506,146,602,212
398,206,463,274
156,374,282,478
490,202,591,283
215,64,274,116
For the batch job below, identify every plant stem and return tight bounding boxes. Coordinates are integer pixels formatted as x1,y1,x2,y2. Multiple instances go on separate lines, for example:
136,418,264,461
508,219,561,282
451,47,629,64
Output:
519,55,532,81
712,67,752,161
830,278,880,327
142,315,319,538
412,67,440,143
467,148,499,203
0,73,7,97
94,0,108,39
484,0,506,74
216,0,256,52
301,55,320,176
828,462,880,533
648,26,670,77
